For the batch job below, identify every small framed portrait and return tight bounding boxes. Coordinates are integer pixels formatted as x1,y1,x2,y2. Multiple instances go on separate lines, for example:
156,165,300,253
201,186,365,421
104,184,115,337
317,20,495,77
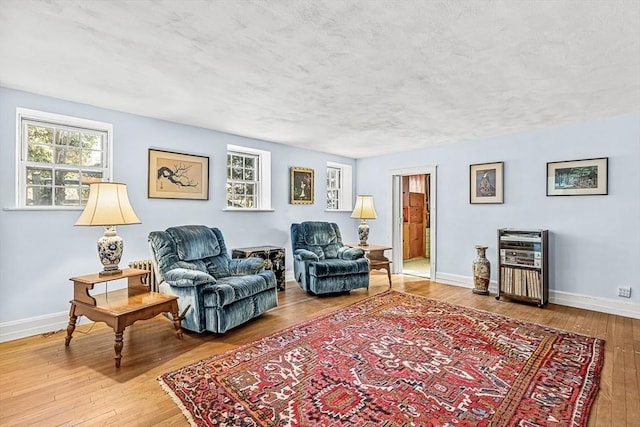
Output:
148,149,209,200
290,167,314,204
546,157,608,196
470,161,504,204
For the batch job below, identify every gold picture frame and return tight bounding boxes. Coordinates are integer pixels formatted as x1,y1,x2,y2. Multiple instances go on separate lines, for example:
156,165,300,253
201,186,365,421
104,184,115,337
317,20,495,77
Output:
148,149,209,200
290,167,314,204
470,161,504,204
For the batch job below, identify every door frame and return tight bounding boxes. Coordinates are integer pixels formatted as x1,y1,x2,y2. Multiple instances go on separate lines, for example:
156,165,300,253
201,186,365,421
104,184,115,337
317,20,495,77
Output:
389,165,437,279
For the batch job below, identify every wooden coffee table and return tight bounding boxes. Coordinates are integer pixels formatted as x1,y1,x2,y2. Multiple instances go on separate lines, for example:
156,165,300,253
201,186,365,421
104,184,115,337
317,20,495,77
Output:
65,268,182,368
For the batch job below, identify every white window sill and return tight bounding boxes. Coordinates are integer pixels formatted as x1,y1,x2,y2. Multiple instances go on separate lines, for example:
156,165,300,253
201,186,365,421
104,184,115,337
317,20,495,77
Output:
3,206,84,211
222,208,275,212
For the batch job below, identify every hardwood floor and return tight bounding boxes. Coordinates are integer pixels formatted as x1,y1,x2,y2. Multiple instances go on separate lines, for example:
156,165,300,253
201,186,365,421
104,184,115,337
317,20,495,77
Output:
1,274,638,426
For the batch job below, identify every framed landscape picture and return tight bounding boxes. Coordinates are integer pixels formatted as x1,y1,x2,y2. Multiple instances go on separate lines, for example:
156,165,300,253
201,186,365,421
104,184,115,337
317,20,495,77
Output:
290,167,314,204
546,157,608,196
470,161,504,204
148,149,209,200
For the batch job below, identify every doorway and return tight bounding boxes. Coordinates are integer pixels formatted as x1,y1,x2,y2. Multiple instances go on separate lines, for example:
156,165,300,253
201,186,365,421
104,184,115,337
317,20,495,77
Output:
390,166,436,280
401,175,430,277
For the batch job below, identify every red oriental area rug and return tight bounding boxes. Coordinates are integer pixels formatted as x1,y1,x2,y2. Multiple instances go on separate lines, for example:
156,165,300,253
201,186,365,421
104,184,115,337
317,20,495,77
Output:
158,291,604,426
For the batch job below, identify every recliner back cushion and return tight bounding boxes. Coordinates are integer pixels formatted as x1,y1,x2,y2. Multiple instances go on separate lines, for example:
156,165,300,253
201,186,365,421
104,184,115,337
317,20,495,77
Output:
294,222,344,260
167,225,221,261
301,222,338,246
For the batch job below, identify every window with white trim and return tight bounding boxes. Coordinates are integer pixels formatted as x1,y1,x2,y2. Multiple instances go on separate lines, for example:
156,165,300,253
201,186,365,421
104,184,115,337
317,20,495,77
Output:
16,108,112,208
226,145,271,209
326,162,353,211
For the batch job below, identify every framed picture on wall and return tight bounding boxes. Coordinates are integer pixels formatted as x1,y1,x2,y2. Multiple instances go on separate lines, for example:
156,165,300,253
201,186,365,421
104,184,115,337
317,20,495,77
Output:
290,167,314,204
148,149,209,200
470,161,504,204
546,157,608,196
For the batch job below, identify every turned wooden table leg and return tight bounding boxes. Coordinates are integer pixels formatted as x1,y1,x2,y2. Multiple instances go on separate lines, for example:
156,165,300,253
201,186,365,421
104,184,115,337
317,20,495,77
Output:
170,304,183,339
65,304,77,346
65,270,181,368
114,331,124,368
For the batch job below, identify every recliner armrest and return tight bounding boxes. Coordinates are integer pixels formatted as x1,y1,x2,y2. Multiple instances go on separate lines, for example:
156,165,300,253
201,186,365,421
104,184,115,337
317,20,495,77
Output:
337,246,365,260
294,248,319,262
229,257,264,275
163,268,217,287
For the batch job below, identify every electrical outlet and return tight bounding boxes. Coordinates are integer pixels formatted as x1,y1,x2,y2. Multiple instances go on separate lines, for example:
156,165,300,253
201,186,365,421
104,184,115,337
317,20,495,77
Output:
618,286,631,298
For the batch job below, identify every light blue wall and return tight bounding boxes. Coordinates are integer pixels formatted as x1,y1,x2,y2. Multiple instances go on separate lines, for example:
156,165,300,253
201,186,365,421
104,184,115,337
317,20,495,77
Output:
1,86,638,331
357,114,640,304
0,87,358,323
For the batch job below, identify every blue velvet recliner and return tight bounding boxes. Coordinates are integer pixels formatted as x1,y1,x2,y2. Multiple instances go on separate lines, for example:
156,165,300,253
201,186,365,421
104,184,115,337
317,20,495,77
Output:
148,225,277,334
291,221,370,295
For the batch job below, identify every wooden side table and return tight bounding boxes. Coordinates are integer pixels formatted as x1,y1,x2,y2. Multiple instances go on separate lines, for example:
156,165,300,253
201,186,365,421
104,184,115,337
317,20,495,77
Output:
232,245,286,291
65,268,182,368
346,244,393,288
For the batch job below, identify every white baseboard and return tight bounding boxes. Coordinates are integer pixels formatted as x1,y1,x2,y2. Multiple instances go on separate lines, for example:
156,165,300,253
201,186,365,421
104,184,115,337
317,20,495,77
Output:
0,311,90,343
434,272,640,319
433,272,471,287
549,289,640,319
3,272,637,342
2,273,299,343
434,272,500,294
285,270,295,283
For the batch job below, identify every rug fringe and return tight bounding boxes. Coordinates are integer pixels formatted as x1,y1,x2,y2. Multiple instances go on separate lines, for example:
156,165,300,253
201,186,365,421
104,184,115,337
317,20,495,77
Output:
157,376,198,427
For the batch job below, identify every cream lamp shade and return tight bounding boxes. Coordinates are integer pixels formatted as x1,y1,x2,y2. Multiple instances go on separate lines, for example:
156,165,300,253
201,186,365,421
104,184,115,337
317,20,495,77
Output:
350,195,377,246
75,182,140,275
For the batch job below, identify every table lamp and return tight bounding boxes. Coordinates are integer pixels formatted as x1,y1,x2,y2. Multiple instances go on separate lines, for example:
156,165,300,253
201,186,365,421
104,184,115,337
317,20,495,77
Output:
75,182,141,275
350,195,377,246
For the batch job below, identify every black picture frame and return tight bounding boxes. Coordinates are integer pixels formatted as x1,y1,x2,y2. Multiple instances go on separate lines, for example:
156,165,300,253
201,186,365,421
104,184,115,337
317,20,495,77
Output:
546,157,608,196
148,149,209,200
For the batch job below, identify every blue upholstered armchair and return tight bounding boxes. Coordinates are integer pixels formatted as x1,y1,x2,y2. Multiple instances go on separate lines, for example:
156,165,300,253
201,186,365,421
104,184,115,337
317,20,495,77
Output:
291,221,370,295
148,225,277,334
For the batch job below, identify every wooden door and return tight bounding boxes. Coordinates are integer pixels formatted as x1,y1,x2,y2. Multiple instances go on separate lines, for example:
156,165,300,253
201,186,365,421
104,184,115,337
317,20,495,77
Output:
407,192,425,259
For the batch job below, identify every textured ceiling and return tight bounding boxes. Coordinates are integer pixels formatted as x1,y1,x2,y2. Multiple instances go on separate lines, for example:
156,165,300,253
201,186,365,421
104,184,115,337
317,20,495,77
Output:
0,0,638,158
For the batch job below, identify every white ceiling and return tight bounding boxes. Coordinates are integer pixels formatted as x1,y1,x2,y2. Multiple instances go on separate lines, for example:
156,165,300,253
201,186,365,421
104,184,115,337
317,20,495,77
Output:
1,0,638,159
